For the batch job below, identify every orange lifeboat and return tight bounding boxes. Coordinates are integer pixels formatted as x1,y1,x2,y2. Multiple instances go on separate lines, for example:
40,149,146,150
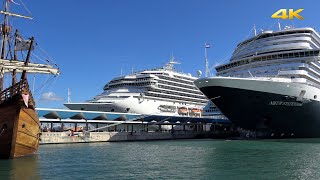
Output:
178,107,188,114
191,108,202,115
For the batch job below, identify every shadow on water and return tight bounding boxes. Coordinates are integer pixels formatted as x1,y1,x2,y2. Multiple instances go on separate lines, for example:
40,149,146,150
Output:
0,155,40,180
256,138,320,144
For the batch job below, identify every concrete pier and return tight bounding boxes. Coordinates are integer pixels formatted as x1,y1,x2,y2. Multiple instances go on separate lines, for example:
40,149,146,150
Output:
40,131,205,144
37,108,232,144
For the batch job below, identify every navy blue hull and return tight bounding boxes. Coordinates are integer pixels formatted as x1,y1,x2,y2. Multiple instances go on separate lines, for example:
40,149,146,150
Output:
200,86,320,138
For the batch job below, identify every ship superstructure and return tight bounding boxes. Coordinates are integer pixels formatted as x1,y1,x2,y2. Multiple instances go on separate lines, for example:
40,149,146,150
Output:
65,60,208,116
195,27,320,138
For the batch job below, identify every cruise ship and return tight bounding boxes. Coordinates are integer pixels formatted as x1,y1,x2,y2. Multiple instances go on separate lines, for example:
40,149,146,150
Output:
195,27,320,138
65,59,209,116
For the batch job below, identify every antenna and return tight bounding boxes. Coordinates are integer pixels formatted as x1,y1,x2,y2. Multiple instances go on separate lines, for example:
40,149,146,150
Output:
205,42,211,77
253,24,257,36
278,20,281,30
164,54,180,70
67,88,71,103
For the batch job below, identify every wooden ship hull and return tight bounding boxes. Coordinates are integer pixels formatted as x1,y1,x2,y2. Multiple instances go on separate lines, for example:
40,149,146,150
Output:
0,80,40,159
0,0,60,159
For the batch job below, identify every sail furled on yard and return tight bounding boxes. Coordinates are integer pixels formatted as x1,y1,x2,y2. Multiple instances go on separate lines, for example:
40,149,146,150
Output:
14,36,34,51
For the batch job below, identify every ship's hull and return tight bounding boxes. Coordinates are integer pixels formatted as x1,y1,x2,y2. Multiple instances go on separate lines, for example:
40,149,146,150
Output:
65,97,205,116
195,77,320,138
0,94,40,159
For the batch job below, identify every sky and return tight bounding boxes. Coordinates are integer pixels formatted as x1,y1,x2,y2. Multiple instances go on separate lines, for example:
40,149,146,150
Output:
3,0,317,108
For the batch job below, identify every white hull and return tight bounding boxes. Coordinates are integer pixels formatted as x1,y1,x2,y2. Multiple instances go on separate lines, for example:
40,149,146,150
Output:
195,77,320,102
65,96,204,116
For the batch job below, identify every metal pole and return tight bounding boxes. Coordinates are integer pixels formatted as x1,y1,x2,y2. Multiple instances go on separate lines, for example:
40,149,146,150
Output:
205,45,209,77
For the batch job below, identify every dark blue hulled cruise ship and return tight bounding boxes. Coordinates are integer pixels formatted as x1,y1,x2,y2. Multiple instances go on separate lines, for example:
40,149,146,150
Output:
195,27,320,138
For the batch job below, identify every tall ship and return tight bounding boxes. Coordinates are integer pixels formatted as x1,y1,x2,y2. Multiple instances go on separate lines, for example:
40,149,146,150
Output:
65,59,209,116
195,26,320,138
0,1,59,158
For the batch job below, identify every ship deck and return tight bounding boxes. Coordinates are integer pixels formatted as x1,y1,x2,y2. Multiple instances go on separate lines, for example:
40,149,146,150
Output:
37,108,231,125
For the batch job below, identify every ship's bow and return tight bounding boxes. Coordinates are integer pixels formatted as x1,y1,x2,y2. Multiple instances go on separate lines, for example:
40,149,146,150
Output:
195,77,320,138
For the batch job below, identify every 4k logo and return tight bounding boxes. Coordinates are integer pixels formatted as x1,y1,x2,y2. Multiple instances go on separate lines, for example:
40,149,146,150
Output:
271,9,304,20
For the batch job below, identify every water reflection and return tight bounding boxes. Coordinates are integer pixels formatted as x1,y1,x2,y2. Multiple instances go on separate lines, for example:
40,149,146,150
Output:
206,140,320,179
0,155,40,180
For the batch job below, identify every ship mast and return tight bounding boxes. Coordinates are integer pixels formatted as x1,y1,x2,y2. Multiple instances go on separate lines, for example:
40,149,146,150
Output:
0,0,9,91
12,29,18,85
20,37,34,80
0,1,56,92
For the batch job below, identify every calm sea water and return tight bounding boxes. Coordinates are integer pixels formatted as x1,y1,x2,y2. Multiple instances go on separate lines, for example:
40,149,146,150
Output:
1,139,320,179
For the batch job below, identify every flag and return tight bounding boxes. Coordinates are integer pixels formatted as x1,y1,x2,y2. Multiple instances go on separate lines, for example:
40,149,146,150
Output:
15,36,34,51
205,43,211,48
22,94,29,107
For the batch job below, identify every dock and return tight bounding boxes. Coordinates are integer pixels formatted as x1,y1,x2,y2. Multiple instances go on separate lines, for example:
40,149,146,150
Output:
37,108,232,144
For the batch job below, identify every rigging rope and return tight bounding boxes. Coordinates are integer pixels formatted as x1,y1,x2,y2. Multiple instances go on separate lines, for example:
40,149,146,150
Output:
37,44,58,67
18,0,32,16
33,75,54,99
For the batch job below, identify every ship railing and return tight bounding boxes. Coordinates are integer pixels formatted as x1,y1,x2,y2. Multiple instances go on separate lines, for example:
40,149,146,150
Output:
0,79,35,106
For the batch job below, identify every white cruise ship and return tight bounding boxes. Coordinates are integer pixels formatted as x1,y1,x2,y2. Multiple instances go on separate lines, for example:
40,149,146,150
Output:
195,27,320,138
65,59,209,116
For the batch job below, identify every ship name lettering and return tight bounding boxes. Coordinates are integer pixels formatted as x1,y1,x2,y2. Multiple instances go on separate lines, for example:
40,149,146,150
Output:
269,101,302,107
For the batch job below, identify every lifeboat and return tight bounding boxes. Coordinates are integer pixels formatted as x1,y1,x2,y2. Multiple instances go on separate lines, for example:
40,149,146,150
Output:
178,107,188,114
191,108,202,114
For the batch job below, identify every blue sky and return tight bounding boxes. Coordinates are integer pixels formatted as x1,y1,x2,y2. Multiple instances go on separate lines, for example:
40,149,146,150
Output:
5,0,316,108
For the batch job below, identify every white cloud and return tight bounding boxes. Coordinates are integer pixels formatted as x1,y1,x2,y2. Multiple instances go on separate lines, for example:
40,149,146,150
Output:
39,92,64,102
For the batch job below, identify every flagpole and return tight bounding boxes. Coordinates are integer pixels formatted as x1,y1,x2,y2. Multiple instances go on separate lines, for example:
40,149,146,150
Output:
205,43,210,77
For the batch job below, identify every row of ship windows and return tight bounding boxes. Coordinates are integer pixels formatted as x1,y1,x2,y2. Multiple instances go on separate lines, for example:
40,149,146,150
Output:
223,66,299,76
135,78,153,81
235,40,311,57
160,75,194,86
217,50,320,72
173,75,194,81
143,71,166,75
223,66,320,81
108,82,156,88
157,85,203,96
239,30,312,47
232,48,303,61
144,93,206,103
109,76,194,88
142,98,189,105
149,89,205,99
109,73,194,84
109,77,154,84
158,80,198,90
205,110,218,112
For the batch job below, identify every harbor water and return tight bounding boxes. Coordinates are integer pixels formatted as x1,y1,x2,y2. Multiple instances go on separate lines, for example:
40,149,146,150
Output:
1,139,320,179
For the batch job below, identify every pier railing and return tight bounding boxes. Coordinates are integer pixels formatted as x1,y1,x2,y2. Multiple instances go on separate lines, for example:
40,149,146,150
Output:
0,79,35,106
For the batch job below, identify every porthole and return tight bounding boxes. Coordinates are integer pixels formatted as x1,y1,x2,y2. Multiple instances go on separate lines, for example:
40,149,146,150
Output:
314,95,317,99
